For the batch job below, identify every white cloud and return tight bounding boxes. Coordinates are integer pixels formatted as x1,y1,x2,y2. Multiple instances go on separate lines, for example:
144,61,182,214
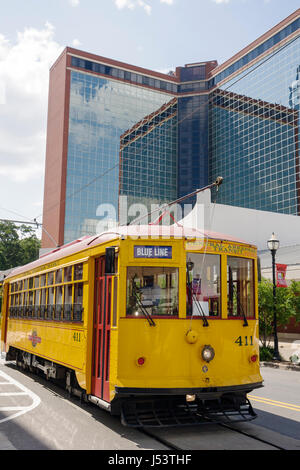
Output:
114,0,152,14
113,0,174,14
115,0,134,8
0,23,63,185
211,0,230,3
69,0,80,6
72,38,82,47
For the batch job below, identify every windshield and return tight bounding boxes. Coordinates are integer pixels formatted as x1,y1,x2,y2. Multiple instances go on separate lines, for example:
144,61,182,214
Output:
186,253,221,317
127,266,179,317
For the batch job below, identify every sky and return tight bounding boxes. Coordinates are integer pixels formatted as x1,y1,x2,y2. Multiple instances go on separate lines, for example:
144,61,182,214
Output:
0,0,299,234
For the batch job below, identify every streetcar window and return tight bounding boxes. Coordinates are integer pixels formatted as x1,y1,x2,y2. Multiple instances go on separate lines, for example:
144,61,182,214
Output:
46,287,55,320
63,285,73,321
40,288,47,306
56,269,63,284
28,277,34,289
54,286,63,320
48,287,54,304
126,267,179,317
186,253,221,317
227,257,254,318
24,292,28,317
74,283,84,322
74,283,83,305
40,289,46,318
29,291,34,305
41,274,46,287
74,263,83,281
34,276,39,288
35,290,41,306
64,284,73,304
65,266,72,282
55,286,63,304
47,272,54,285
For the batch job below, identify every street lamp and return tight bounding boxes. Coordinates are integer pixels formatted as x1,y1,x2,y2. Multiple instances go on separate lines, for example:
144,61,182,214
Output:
267,232,280,361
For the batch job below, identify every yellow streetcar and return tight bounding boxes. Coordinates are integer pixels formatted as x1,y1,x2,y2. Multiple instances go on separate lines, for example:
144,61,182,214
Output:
0,224,263,426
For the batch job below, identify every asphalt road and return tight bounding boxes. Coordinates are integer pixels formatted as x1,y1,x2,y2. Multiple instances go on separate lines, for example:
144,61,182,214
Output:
248,366,300,441
0,358,299,451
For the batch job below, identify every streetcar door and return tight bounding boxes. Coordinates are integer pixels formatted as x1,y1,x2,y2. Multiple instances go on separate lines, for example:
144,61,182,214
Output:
91,256,112,402
0,283,9,351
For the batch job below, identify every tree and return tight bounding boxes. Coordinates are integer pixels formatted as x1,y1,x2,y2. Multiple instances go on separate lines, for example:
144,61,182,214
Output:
18,224,40,266
289,280,300,324
0,221,40,270
258,279,296,348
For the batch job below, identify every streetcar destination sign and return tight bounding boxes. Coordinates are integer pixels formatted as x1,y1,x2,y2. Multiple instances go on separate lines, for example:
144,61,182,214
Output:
134,246,172,258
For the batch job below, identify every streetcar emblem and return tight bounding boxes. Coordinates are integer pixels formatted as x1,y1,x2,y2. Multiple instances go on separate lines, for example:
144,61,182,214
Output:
28,330,41,348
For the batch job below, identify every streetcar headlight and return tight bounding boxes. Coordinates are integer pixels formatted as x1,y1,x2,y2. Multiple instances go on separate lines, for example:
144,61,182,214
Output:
186,394,196,402
201,345,215,363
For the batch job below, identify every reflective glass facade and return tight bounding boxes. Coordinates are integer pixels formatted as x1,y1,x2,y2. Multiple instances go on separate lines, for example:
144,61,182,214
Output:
178,95,209,199
64,71,173,242
119,98,177,215
42,11,300,249
209,17,300,87
209,35,300,215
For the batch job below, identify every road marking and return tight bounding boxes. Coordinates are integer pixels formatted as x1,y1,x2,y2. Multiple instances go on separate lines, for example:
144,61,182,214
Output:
249,394,300,412
0,370,41,424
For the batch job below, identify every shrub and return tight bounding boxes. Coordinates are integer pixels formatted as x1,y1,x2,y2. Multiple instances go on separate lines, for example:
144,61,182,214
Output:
259,346,275,362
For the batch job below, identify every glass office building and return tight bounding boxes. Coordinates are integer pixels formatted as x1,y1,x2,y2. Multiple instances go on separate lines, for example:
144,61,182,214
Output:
119,98,177,218
209,33,300,215
42,10,300,248
64,70,173,242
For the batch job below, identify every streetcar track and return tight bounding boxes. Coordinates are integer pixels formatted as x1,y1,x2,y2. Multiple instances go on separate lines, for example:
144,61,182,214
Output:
139,421,286,451
140,428,184,451
1,360,295,450
218,422,285,450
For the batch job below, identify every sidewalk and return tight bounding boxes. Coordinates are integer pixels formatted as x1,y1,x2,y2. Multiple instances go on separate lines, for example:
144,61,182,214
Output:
261,333,300,372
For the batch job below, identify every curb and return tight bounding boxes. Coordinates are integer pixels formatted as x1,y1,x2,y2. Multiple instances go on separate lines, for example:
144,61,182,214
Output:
261,361,300,372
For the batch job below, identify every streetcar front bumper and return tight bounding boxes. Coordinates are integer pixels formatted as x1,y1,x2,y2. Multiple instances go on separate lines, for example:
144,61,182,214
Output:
112,382,263,427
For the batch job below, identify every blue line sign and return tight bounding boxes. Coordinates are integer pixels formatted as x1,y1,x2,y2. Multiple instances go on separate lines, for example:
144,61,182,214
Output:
134,246,172,259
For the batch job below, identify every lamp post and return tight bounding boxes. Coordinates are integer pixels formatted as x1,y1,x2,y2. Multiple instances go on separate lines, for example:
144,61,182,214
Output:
267,232,280,361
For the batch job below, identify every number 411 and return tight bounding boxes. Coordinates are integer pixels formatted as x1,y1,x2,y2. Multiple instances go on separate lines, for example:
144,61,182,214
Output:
235,336,253,346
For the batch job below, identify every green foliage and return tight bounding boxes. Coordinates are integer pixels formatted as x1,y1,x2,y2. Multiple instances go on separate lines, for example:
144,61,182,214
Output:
0,221,40,270
259,345,275,362
258,278,298,348
289,280,300,324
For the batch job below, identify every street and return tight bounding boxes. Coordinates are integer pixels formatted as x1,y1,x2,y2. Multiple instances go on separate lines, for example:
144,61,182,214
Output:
0,357,299,451
249,367,300,440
